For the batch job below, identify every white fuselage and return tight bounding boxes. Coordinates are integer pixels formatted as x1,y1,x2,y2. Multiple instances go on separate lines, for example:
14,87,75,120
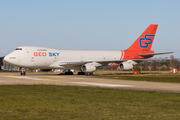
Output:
4,25,168,73
4,46,122,69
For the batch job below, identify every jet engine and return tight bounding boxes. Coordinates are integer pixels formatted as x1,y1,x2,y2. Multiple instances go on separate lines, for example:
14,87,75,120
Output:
81,63,96,73
119,62,133,71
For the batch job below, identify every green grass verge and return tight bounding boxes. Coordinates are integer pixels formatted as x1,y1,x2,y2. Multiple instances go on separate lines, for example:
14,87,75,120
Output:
92,71,180,83
94,74,180,83
0,85,180,120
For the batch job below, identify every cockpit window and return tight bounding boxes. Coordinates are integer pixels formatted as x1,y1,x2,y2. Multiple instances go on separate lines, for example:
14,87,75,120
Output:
15,48,22,50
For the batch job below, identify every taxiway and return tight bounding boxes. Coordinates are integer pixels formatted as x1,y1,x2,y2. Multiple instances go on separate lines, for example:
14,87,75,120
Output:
0,72,180,93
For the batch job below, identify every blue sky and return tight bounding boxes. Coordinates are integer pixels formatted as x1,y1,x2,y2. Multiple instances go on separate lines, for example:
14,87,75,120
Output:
0,0,180,58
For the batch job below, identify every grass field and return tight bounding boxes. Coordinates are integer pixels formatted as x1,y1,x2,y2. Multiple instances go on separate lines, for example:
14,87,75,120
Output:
0,85,180,120
92,70,180,83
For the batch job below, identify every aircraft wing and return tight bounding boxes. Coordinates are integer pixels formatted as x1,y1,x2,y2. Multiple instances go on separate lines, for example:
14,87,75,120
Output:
59,60,125,69
59,58,168,69
59,60,126,67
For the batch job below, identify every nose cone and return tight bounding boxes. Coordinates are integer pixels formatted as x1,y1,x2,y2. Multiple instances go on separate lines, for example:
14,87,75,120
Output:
3,52,18,65
3,56,8,62
3,55,11,63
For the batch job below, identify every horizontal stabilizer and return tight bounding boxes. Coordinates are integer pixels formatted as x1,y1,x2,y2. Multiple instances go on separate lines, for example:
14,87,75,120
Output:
139,52,174,56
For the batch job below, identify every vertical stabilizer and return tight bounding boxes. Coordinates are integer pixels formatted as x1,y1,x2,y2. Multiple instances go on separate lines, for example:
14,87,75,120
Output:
127,24,158,51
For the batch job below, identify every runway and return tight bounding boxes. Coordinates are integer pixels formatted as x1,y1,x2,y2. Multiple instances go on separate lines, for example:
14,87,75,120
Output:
0,72,180,93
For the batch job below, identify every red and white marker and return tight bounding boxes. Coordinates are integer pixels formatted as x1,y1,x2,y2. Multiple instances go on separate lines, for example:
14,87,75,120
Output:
171,68,177,73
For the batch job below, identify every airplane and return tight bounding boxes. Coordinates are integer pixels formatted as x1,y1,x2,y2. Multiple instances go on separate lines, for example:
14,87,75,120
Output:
3,24,173,75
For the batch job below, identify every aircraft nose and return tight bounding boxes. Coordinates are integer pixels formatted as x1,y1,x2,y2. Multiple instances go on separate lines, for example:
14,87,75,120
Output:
3,53,18,65
3,56,8,62
3,55,12,63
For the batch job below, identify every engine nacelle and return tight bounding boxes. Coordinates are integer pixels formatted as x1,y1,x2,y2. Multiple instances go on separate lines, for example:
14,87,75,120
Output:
81,63,96,73
119,62,133,71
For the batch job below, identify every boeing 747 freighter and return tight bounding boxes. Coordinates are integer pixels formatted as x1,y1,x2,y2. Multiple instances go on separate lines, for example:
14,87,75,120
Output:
4,24,173,75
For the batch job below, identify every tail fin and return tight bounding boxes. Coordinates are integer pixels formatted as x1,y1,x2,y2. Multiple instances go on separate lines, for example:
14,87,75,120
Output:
127,24,158,51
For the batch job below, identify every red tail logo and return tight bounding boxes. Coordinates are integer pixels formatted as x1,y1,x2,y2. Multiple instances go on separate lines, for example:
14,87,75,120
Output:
139,34,155,48
127,24,158,51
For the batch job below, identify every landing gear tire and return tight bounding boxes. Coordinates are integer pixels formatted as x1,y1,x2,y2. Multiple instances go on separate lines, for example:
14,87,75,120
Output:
21,71,26,75
85,73,89,75
65,72,73,75
78,72,93,75
78,72,85,75
20,68,26,75
85,72,93,76
90,72,93,75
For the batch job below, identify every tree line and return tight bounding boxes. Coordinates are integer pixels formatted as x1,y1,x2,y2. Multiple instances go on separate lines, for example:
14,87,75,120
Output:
106,55,180,71
134,55,180,71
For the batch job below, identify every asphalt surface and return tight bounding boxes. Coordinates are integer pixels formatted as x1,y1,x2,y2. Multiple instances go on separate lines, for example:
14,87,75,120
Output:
0,72,180,93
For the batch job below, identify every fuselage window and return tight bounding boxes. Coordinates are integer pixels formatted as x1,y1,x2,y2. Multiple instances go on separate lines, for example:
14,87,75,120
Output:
15,48,22,50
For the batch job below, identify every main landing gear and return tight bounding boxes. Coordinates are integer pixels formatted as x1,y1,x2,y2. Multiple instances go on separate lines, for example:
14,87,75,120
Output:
65,70,73,75
78,72,93,75
86,72,93,75
78,72,85,75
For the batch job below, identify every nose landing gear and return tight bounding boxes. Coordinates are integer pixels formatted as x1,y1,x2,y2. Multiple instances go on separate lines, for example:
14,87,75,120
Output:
20,68,26,75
